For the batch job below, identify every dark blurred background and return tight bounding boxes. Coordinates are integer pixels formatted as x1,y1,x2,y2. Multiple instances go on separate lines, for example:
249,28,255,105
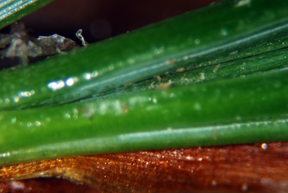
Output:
20,0,219,44
0,0,220,69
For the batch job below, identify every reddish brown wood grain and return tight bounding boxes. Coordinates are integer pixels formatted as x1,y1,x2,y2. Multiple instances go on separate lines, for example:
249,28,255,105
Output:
0,178,99,193
1,142,288,192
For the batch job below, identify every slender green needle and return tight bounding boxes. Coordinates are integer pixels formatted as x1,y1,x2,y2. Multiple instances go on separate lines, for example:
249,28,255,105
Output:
121,35,288,95
1,0,288,110
1,68,288,166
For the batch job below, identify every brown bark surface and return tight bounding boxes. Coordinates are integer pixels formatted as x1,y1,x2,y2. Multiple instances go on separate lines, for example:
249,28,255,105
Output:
1,142,288,193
